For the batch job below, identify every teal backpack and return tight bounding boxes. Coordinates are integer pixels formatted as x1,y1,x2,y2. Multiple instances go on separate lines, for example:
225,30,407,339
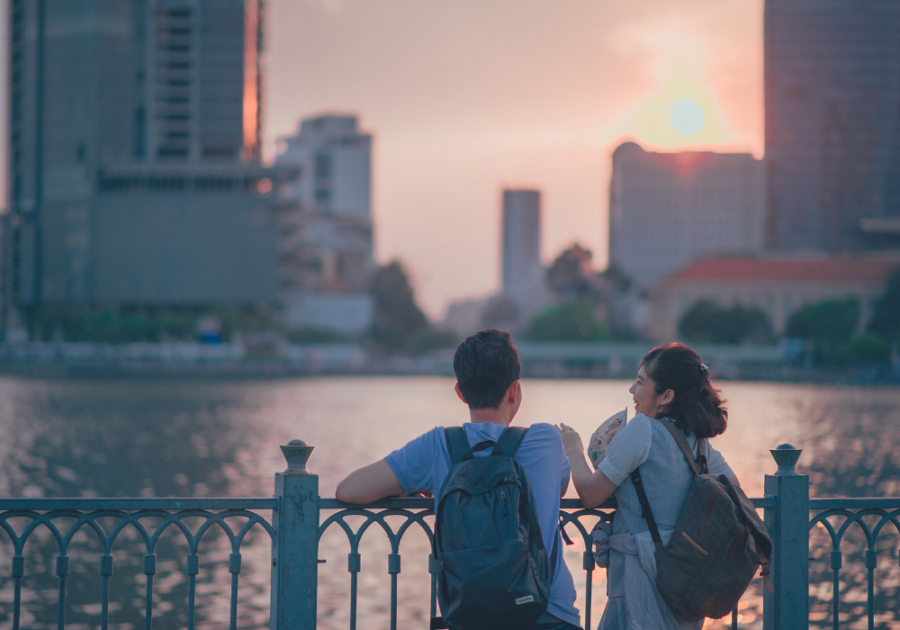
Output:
430,426,557,630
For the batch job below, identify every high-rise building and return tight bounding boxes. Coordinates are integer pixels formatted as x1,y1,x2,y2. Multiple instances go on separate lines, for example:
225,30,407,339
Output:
502,189,544,312
764,0,900,251
275,114,375,334
4,0,288,329
608,142,764,292
277,115,372,221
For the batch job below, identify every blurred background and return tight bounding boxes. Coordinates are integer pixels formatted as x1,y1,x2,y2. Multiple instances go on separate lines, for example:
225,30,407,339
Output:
0,0,896,378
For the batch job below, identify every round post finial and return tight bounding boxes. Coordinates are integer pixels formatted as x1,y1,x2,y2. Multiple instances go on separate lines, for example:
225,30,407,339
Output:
770,443,802,476
280,439,315,474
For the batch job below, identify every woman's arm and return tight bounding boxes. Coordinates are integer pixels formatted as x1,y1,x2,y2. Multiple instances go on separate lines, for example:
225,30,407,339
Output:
557,424,618,508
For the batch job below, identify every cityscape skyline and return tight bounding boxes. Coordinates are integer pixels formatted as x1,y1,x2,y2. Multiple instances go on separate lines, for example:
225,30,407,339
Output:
0,0,766,316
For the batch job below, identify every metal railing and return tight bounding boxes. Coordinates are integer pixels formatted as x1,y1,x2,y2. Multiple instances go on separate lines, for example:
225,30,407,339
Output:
1,440,898,630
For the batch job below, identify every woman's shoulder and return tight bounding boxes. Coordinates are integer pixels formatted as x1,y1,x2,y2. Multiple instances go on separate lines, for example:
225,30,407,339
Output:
610,413,653,446
627,413,656,429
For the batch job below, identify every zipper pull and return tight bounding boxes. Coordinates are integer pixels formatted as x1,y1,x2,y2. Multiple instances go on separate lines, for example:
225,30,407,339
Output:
501,490,508,515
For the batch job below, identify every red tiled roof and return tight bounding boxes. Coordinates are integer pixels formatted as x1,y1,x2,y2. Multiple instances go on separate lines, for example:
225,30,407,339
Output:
669,257,898,283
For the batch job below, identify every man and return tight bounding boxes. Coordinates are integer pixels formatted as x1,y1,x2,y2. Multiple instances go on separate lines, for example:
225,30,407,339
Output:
336,329,581,630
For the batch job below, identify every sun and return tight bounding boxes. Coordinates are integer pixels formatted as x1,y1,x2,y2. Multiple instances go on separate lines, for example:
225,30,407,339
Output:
599,51,732,148
669,100,705,135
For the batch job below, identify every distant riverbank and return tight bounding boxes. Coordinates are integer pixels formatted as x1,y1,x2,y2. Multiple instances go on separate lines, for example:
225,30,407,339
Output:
2,340,897,383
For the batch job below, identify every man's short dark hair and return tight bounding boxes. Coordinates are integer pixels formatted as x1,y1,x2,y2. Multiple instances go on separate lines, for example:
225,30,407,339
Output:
453,329,521,409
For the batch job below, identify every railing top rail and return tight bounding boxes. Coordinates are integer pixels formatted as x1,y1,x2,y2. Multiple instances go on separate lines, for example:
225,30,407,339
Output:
319,497,779,510
320,498,612,510
809,497,900,509
0,497,280,510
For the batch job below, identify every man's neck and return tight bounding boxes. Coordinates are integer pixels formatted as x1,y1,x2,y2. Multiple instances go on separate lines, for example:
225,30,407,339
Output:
468,407,512,425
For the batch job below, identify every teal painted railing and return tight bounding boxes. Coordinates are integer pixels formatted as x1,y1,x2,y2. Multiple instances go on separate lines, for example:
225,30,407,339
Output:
1,441,898,629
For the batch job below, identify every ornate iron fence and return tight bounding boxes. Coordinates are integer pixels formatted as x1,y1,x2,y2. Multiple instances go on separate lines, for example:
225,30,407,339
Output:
1,441,898,630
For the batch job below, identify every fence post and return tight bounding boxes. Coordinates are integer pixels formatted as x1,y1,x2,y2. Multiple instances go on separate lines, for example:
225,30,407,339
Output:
763,443,809,630
271,440,319,630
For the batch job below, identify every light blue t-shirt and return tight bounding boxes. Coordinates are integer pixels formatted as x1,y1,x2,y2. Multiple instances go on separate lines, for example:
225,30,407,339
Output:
385,422,581,628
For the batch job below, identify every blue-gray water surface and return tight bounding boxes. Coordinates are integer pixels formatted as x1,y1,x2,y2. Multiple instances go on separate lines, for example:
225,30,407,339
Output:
0,375,898,629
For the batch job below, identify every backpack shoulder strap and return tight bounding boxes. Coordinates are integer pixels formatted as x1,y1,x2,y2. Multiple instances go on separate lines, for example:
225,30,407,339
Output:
493,426,528,457
630,467,662,544
652,417,703,475
445,427,473,464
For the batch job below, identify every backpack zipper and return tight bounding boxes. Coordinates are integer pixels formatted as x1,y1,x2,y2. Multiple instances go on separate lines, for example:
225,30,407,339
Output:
501,490,508,515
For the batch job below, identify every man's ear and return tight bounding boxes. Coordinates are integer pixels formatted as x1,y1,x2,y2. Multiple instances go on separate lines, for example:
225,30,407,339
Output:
454,383,467,404
506,380,521,404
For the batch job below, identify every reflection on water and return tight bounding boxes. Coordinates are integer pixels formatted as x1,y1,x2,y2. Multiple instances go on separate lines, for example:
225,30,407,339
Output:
0,376,897,629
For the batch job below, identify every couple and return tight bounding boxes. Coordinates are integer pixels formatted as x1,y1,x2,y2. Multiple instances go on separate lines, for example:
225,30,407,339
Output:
336,329,735,630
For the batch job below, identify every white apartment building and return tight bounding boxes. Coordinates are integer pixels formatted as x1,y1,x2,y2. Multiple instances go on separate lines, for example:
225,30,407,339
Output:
275,114,375,335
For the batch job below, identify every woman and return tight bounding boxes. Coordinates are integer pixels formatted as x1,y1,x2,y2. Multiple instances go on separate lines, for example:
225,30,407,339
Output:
557,342,737,630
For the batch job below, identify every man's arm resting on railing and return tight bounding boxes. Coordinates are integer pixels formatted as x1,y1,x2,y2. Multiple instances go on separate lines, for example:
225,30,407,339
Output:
336,459,405,504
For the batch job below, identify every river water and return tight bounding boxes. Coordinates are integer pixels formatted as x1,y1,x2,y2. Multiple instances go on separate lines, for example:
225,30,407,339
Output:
0,375,898,629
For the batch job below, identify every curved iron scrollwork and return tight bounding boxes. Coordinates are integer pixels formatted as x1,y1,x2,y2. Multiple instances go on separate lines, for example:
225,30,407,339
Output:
0,508,275,630
808,508,900,630
319,500,612,630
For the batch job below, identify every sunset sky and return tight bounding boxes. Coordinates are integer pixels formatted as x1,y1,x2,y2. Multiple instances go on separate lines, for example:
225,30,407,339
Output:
0,0,766,317
266,0,765,316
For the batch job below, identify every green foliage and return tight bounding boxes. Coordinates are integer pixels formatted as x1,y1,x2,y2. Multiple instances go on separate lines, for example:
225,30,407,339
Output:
526,300,609,342
785,298,862,367
29,306,279,344
369,260,457,354
850,332,890,363
786,298,860,344
284,327,347,344
868,267,900,343
31,308,199,343
678,300,772,344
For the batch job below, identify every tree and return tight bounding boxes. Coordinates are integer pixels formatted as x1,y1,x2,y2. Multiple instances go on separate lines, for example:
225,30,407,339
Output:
547,244,601,302
369,260,457,354
786,298,860,344
868,267,900,343
786,298,861,365
678,300,772,344
526,300,609,342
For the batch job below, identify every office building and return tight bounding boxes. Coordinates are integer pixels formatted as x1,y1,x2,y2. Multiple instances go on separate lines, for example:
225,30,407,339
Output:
764,0,900,251
275,114,375,334
502,189,545,313
608,142,764,292
4,0,288,329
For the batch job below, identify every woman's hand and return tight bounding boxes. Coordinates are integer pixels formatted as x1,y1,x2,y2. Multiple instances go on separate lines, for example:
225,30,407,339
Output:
556,423,584,457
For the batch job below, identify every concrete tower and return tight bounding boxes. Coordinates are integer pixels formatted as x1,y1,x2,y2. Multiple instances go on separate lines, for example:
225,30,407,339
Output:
502,189,543,312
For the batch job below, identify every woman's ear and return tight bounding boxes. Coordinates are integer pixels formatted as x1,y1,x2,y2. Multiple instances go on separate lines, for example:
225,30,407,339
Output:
659,388,675,409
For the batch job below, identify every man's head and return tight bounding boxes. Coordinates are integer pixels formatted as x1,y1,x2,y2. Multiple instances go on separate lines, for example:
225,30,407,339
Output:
453,329,521,409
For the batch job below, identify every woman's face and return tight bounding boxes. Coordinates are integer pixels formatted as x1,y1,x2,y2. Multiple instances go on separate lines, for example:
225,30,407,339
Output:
629,364,667,418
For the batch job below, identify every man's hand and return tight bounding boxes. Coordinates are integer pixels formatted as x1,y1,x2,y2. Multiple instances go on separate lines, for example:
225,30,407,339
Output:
336,459,405,504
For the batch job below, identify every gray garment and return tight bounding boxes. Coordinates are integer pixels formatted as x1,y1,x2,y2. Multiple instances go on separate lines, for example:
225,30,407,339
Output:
613,418,701,535
597,418,707,630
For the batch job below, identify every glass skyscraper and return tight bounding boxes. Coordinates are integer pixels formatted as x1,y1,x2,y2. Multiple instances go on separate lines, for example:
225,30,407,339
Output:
4,0,288,328
764,0,900,251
